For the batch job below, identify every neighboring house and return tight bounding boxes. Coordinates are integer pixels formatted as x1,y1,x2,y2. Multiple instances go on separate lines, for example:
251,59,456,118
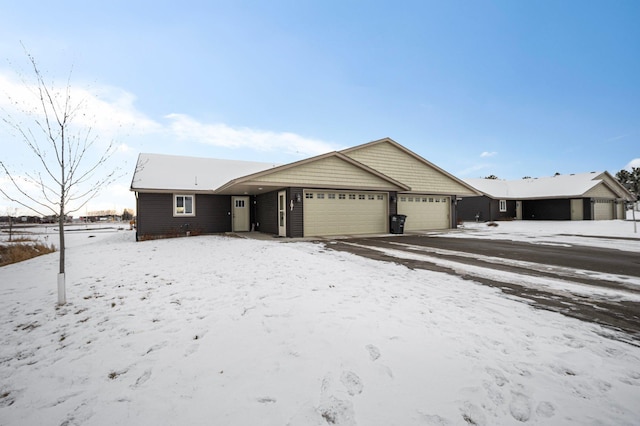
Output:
458,172,634,222
130,138,480,240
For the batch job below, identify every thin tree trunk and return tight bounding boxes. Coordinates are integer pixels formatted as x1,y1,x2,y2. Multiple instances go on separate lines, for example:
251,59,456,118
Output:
58,138,66,305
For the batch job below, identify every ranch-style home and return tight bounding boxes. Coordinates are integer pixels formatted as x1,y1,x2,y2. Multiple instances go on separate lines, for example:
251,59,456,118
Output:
130,137,481,240
457,172,634,222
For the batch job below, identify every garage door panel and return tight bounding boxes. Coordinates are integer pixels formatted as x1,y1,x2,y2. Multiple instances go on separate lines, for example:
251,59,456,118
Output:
398,195,450,230
594,199,614,220
303,190,387,237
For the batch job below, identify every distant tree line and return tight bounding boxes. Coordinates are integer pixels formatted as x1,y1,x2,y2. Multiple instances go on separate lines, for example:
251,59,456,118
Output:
616,168,640,200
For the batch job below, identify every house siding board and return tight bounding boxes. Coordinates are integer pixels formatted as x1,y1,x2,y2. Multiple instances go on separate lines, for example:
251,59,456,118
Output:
345,142,477,195
584,183,618,199
250,157,398,189
136,192,231,238
457,196,492,221
256,191,278,234
289,187,304,238
522,199,571,220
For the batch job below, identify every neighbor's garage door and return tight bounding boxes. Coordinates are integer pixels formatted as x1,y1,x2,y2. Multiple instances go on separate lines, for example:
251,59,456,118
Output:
398,195,450,231
594,199,614,220
303,190,388,237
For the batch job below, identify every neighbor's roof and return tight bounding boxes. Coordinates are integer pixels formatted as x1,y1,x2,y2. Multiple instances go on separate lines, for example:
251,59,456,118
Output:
130,153,279,192
465,172,632,200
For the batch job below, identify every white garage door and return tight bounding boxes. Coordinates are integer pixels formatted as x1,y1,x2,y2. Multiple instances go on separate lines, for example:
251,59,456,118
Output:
594,199,614,220
303,190,388,237
398,195,450,231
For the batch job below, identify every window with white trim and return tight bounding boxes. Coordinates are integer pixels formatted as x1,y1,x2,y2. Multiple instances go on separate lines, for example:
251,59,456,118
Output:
499,200,507,212
174,194,195,216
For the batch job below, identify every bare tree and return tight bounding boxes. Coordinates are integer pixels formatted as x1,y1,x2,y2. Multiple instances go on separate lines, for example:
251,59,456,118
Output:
0,49,118,305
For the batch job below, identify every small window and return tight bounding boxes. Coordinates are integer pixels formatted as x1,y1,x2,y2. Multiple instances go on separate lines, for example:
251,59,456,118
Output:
499,200,507,212
358,194,365,200
368,195,375,200
235,199,245,208
400,197,407,202
349,194,356,200
377,195,384,200
306,193,314,199
339,194,346,200
408,197,414,202
174,194,195,216
317,193,325,199
422,198,427,202
328,193,336,199
429,198,434,202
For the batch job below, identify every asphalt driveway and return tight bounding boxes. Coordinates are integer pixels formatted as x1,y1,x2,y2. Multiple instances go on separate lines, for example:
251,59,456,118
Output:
325,234,640,345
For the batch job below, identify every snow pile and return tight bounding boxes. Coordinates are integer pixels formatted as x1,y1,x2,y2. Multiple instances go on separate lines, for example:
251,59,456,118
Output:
1,225,639,425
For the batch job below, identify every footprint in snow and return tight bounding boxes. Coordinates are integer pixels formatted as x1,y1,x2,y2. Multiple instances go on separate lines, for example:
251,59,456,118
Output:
535,401,555,418
131,369,152,388
418,413,451,425
459,401,486,426
509,392,531,422
365,344,380,361
340,371,363,396
317,396,356,426
485,367,508,387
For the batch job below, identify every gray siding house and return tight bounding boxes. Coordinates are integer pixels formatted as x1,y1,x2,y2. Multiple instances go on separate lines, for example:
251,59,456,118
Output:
458,172,633,222
130,138,480,240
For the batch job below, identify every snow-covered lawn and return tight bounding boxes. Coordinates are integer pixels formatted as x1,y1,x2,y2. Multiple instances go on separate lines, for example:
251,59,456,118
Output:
450,220,640,252
1,223,639,425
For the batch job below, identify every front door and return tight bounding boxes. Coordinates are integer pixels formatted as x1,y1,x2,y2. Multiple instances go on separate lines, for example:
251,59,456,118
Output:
516,201,522,220
278,190,287,237
232,196,250,231
570,199,583,220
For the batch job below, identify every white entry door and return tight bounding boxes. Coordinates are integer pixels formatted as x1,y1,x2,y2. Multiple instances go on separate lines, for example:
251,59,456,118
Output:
278,190,287,237
232,196,250,231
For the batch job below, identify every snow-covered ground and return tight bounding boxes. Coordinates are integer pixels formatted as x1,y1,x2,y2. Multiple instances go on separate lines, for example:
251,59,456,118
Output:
1,223,639,425
448,219,640,253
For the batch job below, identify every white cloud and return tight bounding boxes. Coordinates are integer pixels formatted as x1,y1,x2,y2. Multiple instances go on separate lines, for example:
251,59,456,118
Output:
0,71,162,139
625,158,640,170
480,151,497,158
165,113,337,156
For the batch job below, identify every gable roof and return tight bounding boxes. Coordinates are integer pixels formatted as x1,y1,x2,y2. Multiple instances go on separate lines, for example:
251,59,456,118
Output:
341,138,481,196
466,172,634,201
214,151,410,195
130,138,483,197
130,153,279,193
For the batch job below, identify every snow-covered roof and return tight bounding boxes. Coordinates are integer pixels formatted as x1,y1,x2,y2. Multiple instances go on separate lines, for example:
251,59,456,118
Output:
130,153,279,192
465,172,628,200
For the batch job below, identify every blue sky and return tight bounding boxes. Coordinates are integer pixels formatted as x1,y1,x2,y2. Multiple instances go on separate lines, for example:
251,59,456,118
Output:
1,1,639,214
